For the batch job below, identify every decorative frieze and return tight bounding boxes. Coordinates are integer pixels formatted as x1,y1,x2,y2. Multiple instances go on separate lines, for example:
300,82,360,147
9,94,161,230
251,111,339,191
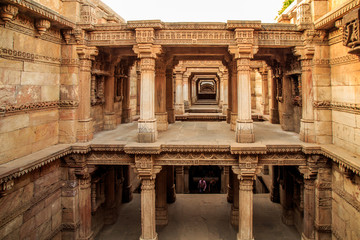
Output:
313,101,360,114
0,47,61,64
257,31,303,46
154,152,238,166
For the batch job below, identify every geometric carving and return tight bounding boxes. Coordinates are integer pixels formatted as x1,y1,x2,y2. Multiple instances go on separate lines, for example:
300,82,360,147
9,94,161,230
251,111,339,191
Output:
154,152,237,166
87,152,134,165
343,8,360,55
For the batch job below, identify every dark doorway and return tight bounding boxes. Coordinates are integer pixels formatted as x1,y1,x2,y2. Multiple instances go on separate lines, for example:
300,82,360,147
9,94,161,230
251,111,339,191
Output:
189,166,221,193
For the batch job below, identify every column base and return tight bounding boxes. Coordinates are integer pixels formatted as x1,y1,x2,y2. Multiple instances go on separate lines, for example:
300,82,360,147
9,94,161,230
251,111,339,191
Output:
230,113,237,131
77,118,93,142
237,234,254,240
300,119,315,143
104,112,116,130
184,100,190,110
174,104,184,115
122,108,132,123
156,207,168,226
138,119,157,143
155,112,168,131
140,235,158,240
235,120,255,143
270,108,279,124
231,206,239,226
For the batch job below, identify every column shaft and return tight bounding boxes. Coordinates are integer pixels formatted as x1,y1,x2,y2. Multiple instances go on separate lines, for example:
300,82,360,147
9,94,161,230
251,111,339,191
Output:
175,166,184,193
166,69,175,123
105,167,117,225
155,58,168,131
270,69,280,124
302,178,316,240
79,176,93,240
122,165,133,203
156,168,168,225
261,70,269,115
140,179,157,240
138,58,157,143
104,72,116,130
183,74,189,110
236,58,254,143
166,166,176,203
231,172,239,226
238,178,254,240
174,71,184,114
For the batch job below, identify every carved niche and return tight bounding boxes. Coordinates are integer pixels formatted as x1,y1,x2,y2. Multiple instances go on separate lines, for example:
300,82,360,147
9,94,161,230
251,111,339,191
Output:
343,8,360,55
114,60,130,102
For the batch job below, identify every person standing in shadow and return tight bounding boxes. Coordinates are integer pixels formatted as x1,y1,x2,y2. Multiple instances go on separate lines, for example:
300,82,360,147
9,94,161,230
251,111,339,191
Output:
198,177,207,193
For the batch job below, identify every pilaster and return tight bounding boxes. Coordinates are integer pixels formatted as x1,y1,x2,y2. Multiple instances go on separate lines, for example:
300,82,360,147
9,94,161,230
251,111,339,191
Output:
104,65,116,130
175,166,184,193
78,172,94,240
294,45,315,143
133,40,162,143
76,46,98,142
174,67,185,115
183,72,190,110
166,166,176,203
259,66,270,115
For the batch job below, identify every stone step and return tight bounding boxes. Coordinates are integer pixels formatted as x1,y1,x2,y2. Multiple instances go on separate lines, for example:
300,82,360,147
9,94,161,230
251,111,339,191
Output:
187,108,222,113
176,115,226,121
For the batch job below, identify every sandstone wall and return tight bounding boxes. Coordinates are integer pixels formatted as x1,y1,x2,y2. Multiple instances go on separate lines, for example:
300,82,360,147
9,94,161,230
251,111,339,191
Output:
331,163,360,240
0,26,61,164
329,40,360,155
0,160,62,240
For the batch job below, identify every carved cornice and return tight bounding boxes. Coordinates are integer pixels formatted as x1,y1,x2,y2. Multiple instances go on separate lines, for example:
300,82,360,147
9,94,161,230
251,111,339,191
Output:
322,146,360,176
161,145,230,153
226,20,262,30
127,20,164,29
313,101,360,114
0,100,79,115
315,0,360,30
4,0,75,28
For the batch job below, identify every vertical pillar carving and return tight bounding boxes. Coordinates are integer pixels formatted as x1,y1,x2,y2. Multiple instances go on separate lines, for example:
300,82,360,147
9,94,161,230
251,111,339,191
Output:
229,38,255,143
174,67,185,115
166,68,175,123
104,167,117,225
136,62,141,115
221,70,229,115
183,72,190,110
104,65,116,130
122,165,133,203
259,66,269,115
269,65,280,124
166,166,176,203
155,57,168,131
221,166,229,194
231,171,239,226
175,166,184,193
133,42,162,143
122,61,132,123
134,155,162,240
155,168,168,225
294,46,315,143
184,167,189,193
76,46,98,142
230,61,238,131
78,173,93,240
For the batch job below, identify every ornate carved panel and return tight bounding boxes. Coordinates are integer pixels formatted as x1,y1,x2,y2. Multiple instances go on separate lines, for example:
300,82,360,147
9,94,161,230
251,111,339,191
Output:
87,152,134,165
90,31,136,46
343,8,360,54
258,153,307,166
257,31,303,46
154,153,238,166
154,30,235,45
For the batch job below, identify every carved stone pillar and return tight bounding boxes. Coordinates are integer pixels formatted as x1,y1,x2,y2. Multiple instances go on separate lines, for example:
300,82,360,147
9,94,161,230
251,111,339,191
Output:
174,67,185,115
222,70,229,115
134,155,162,240
104,66,116,130
271,166,280,203
155,57,168,131
269,68,280,124
136,62,141,115
299,165,318,240
221,166,229,193
229,37,255,143
76,46,98,142
294,46,315,143
166,166,176,203
183,73,190,110
175,166,184,193
230,61,238,131
260,66,269,115
281,167,294,225
133,43,162,143
166,68,175,123
155,168,168,225
122,165,133,203
184,166,189,193
78,174,93,240
105,167,117,225
231,171,239,226
122,64,132,123
227,169,234,203
238,177,255,240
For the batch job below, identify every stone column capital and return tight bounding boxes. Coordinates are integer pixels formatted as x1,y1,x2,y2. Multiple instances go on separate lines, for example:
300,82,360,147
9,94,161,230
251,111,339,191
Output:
76,46,99,61
133,154,162,180
133,44,162,59
293,45,315,61
228,44,254,60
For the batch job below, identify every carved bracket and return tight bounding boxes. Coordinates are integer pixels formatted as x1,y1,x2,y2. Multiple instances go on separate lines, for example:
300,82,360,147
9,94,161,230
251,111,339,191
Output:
343,8,360,55
0,4,18,23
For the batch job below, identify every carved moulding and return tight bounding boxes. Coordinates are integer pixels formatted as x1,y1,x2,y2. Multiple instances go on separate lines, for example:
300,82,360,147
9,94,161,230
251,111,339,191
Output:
0,47,61,64
87,152,134,165
0,100,79,115
154,152,238,166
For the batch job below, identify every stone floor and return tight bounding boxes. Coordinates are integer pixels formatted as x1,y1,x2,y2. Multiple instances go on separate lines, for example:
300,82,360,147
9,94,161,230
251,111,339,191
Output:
96,193,300,240
91,121,302,145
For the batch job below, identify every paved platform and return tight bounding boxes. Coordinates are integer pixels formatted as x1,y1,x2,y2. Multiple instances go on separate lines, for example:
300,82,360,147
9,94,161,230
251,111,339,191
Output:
92,121,302,145
96,193,300,240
